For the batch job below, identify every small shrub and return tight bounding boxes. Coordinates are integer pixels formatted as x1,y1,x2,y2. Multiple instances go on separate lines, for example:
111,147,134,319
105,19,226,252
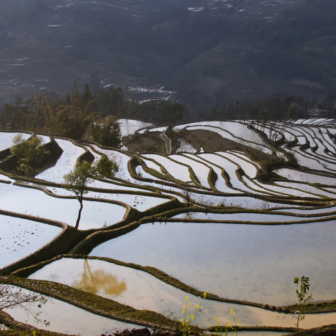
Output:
294,276,313,334
11,134,50,176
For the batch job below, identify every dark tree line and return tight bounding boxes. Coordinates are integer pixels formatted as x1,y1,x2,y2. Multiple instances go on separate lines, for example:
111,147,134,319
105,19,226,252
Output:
198,93,336,122
1,82,335,147
0,83,187,144
0,83,123,146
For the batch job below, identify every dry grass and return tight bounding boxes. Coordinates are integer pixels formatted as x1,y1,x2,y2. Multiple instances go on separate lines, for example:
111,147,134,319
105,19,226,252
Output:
123,133,166,155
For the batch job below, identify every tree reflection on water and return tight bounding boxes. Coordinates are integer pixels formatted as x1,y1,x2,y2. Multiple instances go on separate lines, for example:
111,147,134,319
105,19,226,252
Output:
72,259,127,296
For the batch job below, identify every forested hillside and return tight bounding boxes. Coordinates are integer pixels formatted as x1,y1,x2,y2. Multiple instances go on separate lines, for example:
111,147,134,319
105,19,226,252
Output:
0,0,336,109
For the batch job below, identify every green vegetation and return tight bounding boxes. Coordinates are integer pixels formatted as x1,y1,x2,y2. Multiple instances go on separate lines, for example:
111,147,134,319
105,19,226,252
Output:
287,102,301,119
96,154,118,178
214,310,240,336
63,161,94,229
294,276,313,334
10,135,50,176
90,115,122,148
63,157,118,229
1,79,336,142
0,83,187,140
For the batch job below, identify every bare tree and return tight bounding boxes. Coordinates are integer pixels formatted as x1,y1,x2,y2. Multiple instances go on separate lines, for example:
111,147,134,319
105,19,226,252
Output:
0,284,49,326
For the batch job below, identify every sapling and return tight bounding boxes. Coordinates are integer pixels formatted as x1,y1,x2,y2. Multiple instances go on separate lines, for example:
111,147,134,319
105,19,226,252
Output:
63,156,118,229
63,160,98,229
293,276,313,334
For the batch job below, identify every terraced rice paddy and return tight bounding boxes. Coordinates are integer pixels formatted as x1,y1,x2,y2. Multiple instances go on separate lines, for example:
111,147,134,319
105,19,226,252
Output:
0,132,31,152
1,119,336,335
89,221,336,306
4,285,140,336
0,183,127,229
29,258,336,329
0,215,62,268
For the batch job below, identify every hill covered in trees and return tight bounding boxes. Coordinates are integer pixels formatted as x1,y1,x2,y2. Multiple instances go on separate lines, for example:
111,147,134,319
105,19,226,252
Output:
1,0,336,110
1,83,336,141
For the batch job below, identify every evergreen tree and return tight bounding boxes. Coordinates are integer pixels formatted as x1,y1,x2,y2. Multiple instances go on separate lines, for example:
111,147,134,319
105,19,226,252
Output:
90,115,121,148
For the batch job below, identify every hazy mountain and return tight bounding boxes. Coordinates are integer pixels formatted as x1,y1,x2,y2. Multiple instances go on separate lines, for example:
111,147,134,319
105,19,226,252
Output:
0,0,336,108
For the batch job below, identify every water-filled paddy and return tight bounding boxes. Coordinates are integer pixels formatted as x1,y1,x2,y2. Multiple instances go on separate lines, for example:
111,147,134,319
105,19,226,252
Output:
3,121,336,333
241,177,273,195
141,157,163,173
188,156,238,193
136,166,163,181
272,206,336,215
45,186,170,212
143,154,192,182
0,215,62,268
286,148,330,172
29,258,336,329
186,125,273,155
37,138,85,183
0,183,126,229
256,180,319,198
84,179,150,193
118,119,153,137
4,286,141,336
91,146,136,182
170,154,211,188
197,153,253,192
188,193,303,209
90,221,336,306
0,174,13,182
275,181,336,198
218,152,258,179
0,132,31,152
173,212,325,222
275,169,336,185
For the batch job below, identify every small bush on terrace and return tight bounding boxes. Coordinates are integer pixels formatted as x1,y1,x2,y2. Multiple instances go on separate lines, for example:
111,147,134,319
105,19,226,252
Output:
11,134,50,176
97,154,118,178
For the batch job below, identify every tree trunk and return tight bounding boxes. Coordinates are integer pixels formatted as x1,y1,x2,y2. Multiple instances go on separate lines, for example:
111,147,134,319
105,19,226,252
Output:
33,94,42,135
75,200,83,230
297,314,299,335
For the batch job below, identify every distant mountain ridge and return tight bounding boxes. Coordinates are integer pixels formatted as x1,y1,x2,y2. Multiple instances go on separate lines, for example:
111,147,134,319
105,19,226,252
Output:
0,0,335,108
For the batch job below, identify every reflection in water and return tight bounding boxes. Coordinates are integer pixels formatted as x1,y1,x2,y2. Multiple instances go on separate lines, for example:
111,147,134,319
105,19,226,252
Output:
72,260,127,296
90,221,336,305
30,258,336,329
5,285,140,336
